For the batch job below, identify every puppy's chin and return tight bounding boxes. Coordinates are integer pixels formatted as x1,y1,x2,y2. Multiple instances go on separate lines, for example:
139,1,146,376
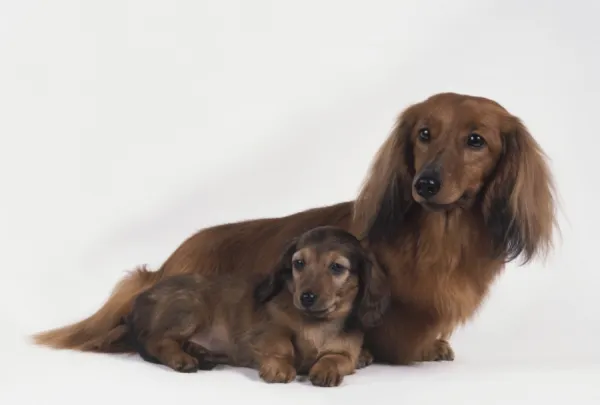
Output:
295,304,336,320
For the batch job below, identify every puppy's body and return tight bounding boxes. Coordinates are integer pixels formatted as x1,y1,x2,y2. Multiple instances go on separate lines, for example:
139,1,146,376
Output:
34,92,556,366
125,226,388,386
126,274,259,370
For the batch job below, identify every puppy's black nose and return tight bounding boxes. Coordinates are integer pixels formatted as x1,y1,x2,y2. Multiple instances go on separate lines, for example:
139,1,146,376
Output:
300,291,317,308
415,176,441,198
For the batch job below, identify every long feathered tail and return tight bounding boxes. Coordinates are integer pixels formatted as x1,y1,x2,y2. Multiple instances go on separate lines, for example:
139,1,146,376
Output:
32,265,163,353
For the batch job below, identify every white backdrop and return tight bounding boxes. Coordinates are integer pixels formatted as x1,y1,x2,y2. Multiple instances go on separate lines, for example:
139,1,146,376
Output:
1,0,598,404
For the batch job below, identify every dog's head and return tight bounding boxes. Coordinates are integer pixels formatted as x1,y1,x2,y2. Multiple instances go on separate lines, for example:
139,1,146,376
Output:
354,92,556,263
254,226,390,330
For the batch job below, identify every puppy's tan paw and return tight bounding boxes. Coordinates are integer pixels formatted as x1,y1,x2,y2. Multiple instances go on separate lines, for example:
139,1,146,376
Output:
259,360,296,384
422,339,455,362
356,348,374,369
309,360,343,387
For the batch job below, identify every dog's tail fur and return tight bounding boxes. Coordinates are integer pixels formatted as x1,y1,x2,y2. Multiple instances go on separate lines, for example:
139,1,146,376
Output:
32,265,163,353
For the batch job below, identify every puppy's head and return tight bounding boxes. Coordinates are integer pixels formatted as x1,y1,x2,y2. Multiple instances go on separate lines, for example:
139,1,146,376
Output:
255,226,390,329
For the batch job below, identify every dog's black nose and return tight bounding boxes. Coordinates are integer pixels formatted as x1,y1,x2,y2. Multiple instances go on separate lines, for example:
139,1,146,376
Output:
415,176,441,198
300,291,317,308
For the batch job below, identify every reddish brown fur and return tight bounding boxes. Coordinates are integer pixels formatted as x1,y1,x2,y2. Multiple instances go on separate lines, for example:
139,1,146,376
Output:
33,92,556,365
123,226,388,387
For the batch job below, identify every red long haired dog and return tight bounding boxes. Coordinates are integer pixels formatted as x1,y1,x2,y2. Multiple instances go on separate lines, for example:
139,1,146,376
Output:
34,92,556,365
124,226,388,387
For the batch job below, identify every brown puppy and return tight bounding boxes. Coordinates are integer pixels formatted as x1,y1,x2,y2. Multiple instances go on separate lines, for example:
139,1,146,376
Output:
33,92,556,365
123,226,389,387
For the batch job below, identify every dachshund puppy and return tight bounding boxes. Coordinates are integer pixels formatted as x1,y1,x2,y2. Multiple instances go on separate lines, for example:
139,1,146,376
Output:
124,226,389,387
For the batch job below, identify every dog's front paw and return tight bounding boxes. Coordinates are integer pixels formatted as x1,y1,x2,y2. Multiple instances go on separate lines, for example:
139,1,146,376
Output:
309,359,343,387
422,339,455,362
356,348,374,369
259,359,297,384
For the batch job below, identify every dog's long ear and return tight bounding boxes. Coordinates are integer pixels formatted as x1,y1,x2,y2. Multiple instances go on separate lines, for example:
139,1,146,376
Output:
353,104,419,243
253,238,298,304
352,248,390,330
483,116,557,264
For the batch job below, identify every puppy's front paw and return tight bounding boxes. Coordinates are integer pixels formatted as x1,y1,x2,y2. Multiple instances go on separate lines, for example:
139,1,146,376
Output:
309,360,343,387
422,339,455,362
356,348,374,369
259,359,296,384
166,352,199,373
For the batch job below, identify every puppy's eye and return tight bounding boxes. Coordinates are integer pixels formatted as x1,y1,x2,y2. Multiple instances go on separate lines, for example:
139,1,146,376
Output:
466,133,486,148
417,128,431,143
329,263,346,275
292,259,305,270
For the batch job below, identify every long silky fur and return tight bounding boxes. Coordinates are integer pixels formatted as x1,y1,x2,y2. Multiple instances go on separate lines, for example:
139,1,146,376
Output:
31,92,557,365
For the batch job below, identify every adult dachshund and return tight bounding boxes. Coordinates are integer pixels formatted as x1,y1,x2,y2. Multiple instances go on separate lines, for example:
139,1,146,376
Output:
34,92,556,365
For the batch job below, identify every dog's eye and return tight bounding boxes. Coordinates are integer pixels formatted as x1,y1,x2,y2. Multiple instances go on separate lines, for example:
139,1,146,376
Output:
466,133,486,148
329,263,346,275
292,259,305,270
417,128,431,143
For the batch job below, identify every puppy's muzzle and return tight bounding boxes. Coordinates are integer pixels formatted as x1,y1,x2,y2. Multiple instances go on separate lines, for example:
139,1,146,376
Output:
300,291,317,309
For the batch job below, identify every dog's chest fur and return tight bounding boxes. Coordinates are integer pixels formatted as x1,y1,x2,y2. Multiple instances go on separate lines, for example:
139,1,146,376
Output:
292,320,345,373
380,209,503,327
268,300,349,373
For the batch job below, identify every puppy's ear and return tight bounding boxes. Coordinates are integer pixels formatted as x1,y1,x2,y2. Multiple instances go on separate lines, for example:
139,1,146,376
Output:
253,238,297,304
353,248,390,330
